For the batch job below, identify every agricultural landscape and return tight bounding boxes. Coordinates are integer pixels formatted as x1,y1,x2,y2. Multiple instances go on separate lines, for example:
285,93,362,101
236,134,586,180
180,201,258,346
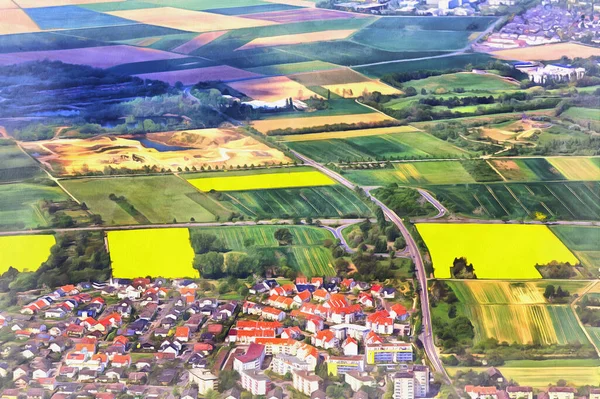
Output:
0,0,599,397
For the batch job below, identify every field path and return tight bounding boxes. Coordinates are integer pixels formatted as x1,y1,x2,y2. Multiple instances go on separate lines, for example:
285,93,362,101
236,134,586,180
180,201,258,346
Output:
571,280,600,357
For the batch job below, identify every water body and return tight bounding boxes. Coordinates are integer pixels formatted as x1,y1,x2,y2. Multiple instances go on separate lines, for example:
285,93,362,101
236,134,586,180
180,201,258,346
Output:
132,137,192,152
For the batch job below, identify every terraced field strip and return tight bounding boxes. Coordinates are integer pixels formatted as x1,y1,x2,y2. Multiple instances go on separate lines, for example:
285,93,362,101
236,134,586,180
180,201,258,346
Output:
547,157,600,181
448,281,546,304
0,234,55,273
108,228,196,279
417,223,578,279
429,181,600,220
446,366,600,387
188,170,335,192
253,113,392,135
279,125,418,142
288,246,335,276
220,185,372,219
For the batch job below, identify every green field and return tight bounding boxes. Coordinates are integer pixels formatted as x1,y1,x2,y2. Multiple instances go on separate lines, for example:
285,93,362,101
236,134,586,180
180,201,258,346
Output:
344,161,476,186
0,234,55,274
404,72,518,92
63,176,230,225
189,225,333,250
287,246,335,276
189,225,336,276
247,61,340,76
350,16,496,52
430,181,600,220
587,327,600,349
0,142,42,183
286,131,469,163
446,281,590,346
355,53,495,78
563,107,600,122
258,98,373,119
0,183,68,230
551,226,600,276
108,228,196,278
447,366,600,388
214,185,372,219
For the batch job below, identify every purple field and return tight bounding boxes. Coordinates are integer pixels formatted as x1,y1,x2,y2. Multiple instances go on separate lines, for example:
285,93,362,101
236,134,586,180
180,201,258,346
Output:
0,45,186,69
134,65,263,85
245,8,360,23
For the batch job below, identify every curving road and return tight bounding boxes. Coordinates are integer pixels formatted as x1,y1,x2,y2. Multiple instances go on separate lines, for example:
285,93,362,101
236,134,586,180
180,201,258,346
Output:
291,150,450,383
417,188,447,219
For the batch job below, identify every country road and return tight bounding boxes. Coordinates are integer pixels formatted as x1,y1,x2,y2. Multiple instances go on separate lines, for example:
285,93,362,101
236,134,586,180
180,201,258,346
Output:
0,218,369,237
417,189,447,219
291,150,450,383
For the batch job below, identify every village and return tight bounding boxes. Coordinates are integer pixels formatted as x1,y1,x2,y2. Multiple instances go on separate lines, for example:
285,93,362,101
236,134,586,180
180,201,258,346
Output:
0,275,597,399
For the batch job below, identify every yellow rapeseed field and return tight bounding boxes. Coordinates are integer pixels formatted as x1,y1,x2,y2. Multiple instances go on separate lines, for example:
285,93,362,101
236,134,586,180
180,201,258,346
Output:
188,170,335,192
108,228,196,279
0,235,55,273
416,224,578,279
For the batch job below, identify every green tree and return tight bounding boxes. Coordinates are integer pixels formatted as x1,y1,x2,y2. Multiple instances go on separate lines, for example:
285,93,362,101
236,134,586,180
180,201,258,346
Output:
274,228,293,245
193,252,224,278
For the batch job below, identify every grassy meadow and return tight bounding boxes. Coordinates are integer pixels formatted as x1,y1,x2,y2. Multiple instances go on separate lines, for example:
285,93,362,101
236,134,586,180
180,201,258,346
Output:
0,183,69,230
63,175,228,225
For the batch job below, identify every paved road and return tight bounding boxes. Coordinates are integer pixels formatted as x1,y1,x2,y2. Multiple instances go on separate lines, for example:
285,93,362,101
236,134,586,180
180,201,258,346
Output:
0,218,369,236
409,218,600,226
292,150,450,383
417,189,447,219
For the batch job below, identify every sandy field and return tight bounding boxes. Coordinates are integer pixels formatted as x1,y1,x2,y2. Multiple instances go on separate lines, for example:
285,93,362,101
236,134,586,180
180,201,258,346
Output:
14,0,123,7
237,29,356,50
23,129,291,174
323,81,402,98
0,9,40,35
253,113,392,134
228,76,322,102
135,65,263,85
481,120,549,142
0,45,185,69
246,7,358,23
173,31,228,54
492,42,600,61
108,7,277,33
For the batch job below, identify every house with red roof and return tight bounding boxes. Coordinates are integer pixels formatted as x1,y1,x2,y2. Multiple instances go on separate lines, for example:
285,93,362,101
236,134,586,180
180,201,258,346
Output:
329,304,362,324
314,330,338,350
390,304,409,321
357,292,374,308
237,320,282,332
233,343,265,373
370,285,383,296
267,295,296,310
111,354,131,368
230,329,276,344
175,326,190,342
261,307,286,322
281,326,302,340
340,278,355,290
296,277,308,285
465,386,498,399
313,289,330,302
342,337,358,356
293,290,311,305
366,310,394,335
306,317,324,334
311,277,323,287
365,331,384,345
325,294,348,309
